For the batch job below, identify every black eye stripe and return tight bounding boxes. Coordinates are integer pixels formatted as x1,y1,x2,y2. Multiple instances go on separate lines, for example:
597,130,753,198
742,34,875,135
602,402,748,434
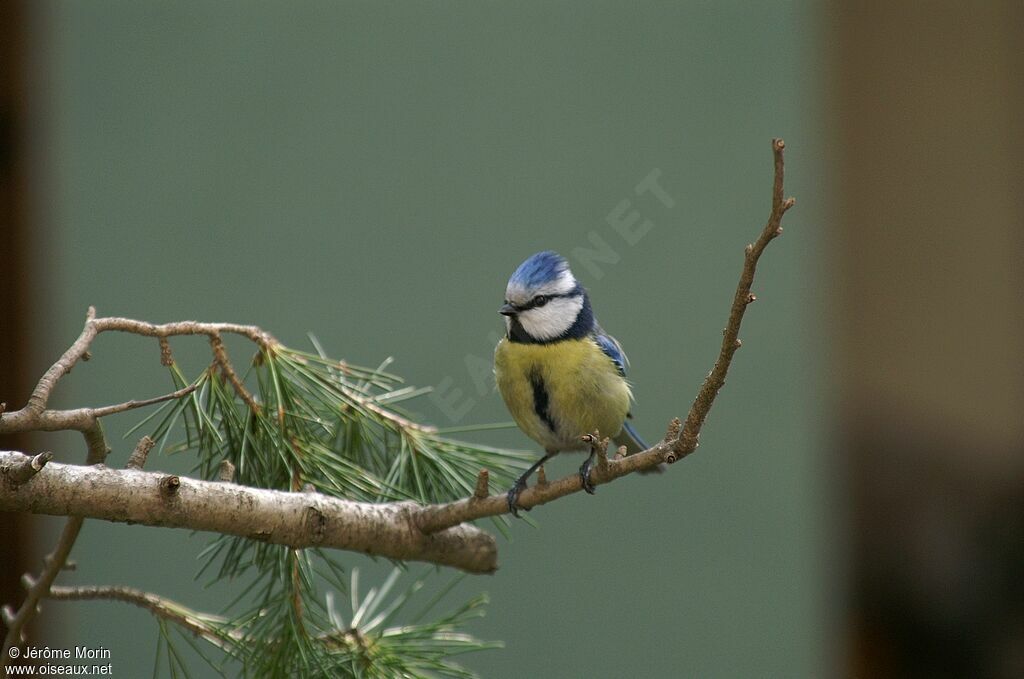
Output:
516,292,575,311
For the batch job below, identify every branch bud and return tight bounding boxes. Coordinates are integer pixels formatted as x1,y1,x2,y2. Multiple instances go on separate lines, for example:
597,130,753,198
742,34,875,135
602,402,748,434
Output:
160,475,181,495
473,469,490,499
159,337,174,366
127,436,155,470
3,451,53,486
217,459,236,483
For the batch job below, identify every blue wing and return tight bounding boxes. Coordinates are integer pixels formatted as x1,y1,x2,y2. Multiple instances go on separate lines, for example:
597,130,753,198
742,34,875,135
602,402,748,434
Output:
593,330,628,377
594,328,659,467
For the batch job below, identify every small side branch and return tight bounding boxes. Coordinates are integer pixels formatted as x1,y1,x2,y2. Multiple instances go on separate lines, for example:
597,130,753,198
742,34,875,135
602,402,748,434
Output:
675,138,794,458
0,382,198,436
91,384,198,419
47,585,236,649
210,333,261,414
0,311,275,435
126,436,155,471
23,307,99,415
2,519,85,653
0,451,497,574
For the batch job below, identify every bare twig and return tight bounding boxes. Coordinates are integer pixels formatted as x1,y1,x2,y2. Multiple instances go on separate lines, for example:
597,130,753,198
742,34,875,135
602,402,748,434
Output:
0,450,498,574
91,384,198,419
416,138,794,533
675,138,794,458
47,585,237,650
2,520,83,654
0,310,275,435
22,306,98,415
46,584,372,651
0,385,196,437
92,315,275,349
210,333,261,414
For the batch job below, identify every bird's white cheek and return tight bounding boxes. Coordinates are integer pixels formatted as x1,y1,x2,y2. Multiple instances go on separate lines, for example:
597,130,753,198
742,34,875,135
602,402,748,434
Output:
518,298,582,340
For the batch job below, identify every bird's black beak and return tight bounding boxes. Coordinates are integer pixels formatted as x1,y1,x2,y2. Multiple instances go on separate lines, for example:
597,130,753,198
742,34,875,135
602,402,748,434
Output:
499,303,517,317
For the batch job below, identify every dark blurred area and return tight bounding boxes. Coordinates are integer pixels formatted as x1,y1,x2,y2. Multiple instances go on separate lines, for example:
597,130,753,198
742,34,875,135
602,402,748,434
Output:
2,2,1023,676
0,0,34,647
832,2,1024,677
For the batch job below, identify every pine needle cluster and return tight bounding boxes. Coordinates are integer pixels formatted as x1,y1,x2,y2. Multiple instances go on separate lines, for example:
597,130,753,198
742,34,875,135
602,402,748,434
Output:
132,338,532,677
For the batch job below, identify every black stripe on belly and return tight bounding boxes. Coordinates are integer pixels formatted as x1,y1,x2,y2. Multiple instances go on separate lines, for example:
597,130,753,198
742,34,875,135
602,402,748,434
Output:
529,370,557,433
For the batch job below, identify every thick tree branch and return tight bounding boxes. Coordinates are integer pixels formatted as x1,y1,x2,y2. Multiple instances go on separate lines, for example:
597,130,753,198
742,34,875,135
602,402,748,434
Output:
1,424,111,663
0,451,498,574
416,138,795,533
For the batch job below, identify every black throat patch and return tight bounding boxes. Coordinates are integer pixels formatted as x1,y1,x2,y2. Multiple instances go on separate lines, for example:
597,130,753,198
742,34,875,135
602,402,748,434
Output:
529,369,557,433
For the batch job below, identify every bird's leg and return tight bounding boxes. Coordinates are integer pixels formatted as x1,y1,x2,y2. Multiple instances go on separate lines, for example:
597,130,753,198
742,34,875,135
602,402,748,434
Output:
578,447,597,495
507,452,554,517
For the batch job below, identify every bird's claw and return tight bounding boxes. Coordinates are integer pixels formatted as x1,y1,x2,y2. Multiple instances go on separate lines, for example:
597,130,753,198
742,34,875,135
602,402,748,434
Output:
579,457,596,495
506,480,528,517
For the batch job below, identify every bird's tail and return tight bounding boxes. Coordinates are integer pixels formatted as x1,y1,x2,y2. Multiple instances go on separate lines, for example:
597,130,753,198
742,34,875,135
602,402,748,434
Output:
613,420,666,474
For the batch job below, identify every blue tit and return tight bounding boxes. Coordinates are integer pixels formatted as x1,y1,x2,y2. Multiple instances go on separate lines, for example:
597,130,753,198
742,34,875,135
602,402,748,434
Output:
494,250,655,515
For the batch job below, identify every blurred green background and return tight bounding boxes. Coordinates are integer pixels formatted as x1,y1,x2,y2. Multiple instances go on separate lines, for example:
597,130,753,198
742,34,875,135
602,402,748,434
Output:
9,1,1021,676
16,1,828,676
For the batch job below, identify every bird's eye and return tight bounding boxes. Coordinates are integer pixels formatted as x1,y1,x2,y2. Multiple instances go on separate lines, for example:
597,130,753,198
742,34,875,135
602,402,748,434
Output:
533,295,549,307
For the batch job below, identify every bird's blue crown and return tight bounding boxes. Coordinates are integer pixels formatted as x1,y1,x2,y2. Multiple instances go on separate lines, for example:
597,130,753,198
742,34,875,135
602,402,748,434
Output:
507,250,570,291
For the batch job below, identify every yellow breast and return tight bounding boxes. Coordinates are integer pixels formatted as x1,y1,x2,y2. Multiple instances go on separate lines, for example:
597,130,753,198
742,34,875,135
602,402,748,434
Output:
494,336,632,452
